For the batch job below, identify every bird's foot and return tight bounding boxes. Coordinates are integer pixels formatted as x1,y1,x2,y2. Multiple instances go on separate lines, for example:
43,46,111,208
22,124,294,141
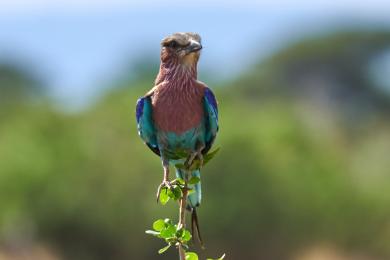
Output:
185,150,204,169
156,179,173,203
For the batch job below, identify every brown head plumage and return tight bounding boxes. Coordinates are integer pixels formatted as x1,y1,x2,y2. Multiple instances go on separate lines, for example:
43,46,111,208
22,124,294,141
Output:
160,32,202,67
155,32,202,86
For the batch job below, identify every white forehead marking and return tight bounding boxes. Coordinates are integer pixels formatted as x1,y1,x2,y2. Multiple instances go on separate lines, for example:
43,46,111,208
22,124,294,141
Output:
189,39,200,45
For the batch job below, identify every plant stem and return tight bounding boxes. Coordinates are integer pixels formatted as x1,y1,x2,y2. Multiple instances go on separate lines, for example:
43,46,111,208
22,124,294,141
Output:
179,244,186,260
178,182,188,260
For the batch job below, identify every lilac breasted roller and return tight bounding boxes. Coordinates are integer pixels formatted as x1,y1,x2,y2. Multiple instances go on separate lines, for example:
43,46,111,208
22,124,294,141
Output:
135,32,218,241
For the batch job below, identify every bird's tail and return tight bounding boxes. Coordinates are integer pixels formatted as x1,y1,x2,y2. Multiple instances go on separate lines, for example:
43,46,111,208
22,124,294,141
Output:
191,207,203,247
176,168,203,246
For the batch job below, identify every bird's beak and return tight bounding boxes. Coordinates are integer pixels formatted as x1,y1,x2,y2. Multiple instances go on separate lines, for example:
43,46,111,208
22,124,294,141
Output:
186,40,202,54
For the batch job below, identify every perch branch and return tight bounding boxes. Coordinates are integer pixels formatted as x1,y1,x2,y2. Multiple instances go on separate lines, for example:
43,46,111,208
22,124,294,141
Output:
178,182,189,260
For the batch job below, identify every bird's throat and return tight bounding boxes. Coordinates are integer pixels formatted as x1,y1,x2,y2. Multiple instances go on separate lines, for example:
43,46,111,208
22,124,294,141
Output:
155,61,198,86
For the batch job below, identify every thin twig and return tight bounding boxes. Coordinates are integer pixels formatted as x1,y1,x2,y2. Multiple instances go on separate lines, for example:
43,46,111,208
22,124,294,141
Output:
179,244,186,260
178,182,188,260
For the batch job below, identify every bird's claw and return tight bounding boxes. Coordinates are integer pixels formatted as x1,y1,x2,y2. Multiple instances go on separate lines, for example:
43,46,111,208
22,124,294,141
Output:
185,151,204,169
156,180,172,203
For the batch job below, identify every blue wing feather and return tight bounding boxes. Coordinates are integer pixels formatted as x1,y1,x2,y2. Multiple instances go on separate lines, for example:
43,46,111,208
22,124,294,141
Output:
136,97,144,124
203,87,218,154
136,96,160,156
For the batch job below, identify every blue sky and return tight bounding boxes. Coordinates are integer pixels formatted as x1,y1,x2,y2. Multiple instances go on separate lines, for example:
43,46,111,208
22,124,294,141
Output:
0,0,390,107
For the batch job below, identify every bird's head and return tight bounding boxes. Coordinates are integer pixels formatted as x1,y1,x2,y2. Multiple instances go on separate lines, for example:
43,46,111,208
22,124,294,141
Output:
160,32,202,67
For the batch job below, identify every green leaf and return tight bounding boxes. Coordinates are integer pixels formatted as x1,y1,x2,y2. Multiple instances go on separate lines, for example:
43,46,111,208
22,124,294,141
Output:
176,178,185,185
171,186,182,200
160,224,176,239
158,244,171,254
153,219,165,231
189,176,200,185
191,159,203,170
159,188,170,205
166,188,174,198
181,229,192,242
166,187,181,201
207,253,226,260
185,252,199,260
189,160,201,171
203,147,220,165
176,227,184,238
145,230,160,236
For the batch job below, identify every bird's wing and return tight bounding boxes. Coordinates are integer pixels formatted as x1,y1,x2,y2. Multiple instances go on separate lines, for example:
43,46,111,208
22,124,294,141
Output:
136,95,160,156
203,87,219,154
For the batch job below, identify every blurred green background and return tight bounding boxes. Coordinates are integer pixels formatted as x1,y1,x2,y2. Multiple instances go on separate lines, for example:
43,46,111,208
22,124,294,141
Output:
1,1,390,260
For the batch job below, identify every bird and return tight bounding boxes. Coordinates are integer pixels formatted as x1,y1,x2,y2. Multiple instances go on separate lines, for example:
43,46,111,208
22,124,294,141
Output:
135,32,218,243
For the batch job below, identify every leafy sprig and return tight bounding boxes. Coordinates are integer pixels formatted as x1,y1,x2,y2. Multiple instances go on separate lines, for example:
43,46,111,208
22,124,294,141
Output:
146,218,192,254
146,148,224,259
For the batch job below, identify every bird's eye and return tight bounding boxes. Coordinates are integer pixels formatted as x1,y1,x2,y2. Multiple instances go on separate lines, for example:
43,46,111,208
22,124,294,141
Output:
168,40,178,48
